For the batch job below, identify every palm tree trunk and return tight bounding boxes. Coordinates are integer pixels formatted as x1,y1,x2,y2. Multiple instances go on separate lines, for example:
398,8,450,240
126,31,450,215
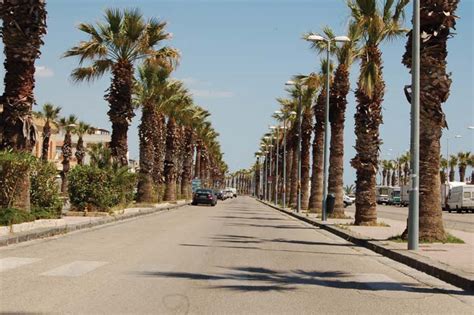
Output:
137,103,155,203
41,122,51,161
61,132,72,194
285,147,293,206
75,136,85,165
459,166,465,182
328,64,349,218
152,113,166,194
0,1,47,212
401,0,458,241
164,117,178,201
106,62,135,167
289,146,298,208
181,128,194,199
449,168,455,182
351,46,384,226
194,144,201,179
308,92,325,213
300,108,312,210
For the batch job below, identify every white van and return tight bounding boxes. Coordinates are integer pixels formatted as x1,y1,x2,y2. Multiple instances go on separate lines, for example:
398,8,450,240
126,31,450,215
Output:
446,184,474,213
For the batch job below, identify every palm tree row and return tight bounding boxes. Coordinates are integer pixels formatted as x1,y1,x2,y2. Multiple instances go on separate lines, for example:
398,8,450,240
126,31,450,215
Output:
1,5,227,210
253,0,461,242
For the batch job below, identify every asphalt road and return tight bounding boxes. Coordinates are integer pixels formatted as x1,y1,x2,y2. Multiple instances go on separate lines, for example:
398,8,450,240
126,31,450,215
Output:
345,204,474,232
1,197,472,314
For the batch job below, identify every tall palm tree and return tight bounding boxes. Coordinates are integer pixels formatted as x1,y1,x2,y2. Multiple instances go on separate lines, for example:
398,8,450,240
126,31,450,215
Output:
75,122,93,165
469,154,474,184
134,64,170,203
457,152,471,182
291,74,320,210
59,115,78,194
448,155,457,182
305,25,360,217
440,156,448,184
400,151,410,185
308,60,333,213
402,0,459,241
35,103,61,161
0,0,47,212
349,0,408,225
64,8,179,166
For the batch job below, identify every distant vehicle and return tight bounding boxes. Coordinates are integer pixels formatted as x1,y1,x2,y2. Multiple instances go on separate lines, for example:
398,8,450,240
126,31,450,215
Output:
224,190,233,199
216,190,226,200
343,194,353,207
400,185,410,207
445,184,474,213
191,189,217,206
387,187,401,206
226,187,237,198
376,186,390,205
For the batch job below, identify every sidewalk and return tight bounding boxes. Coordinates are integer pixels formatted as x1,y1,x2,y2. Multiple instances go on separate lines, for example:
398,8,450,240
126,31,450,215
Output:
259,200,474,291
0,200,189,247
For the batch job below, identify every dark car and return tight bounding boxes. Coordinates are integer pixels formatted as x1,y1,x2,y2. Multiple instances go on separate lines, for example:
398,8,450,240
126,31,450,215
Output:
192,189,217,206
216,190,226,200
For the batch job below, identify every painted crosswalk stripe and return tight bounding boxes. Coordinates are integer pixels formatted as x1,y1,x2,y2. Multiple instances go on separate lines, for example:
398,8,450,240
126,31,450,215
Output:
41,261,108,277
0,257,41,272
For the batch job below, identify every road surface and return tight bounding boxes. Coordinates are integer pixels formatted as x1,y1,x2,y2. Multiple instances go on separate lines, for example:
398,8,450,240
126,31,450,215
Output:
345,204,474,232
1,197,472,314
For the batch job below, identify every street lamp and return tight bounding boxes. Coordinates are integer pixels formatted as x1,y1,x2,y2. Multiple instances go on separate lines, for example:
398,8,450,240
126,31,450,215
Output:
270,125,280,206
306,33,350,221
446,134,462,160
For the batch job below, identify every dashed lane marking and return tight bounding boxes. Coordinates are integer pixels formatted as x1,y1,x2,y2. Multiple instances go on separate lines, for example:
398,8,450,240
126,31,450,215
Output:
0,257,41,272
40,260,108,277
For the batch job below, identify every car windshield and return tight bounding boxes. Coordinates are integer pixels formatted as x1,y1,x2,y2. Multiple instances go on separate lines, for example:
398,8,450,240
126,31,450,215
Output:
196,189,212,194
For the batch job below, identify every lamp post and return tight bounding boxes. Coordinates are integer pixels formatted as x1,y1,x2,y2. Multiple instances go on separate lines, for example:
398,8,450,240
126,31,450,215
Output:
285,80,303,213
446,134,462,161
306,33,350,221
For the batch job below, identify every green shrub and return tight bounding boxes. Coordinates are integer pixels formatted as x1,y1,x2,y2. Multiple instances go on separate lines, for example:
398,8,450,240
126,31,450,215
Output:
30,160,62,218
0,150,33,208
0,208,35,226
68,165,136,212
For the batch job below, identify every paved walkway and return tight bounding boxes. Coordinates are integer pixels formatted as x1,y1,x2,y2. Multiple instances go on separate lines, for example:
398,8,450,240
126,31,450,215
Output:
289,205,474,276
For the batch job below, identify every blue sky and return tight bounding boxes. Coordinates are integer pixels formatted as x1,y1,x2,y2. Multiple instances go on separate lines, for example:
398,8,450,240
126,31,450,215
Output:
1,0,472,184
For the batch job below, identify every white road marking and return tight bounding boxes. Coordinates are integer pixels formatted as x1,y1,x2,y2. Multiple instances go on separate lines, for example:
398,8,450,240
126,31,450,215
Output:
351,273,409,291
0,257,41,272
41,261,108,277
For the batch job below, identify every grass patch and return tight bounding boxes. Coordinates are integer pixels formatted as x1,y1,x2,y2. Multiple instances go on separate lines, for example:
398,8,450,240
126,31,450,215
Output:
388,233,464,244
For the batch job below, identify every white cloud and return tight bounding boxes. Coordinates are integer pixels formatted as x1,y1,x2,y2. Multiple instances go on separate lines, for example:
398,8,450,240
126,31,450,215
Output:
35,66,54,78
190,89,234,99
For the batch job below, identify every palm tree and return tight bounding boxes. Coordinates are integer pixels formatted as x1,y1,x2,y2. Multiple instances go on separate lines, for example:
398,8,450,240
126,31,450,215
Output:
469,154,474,184
457,152,471,182
59,115,78,194
75,122,93,165
305,25,360,217
349,0,408,225
308,60,333,213
134,64,170,203
448,155,457,182
344,184,355,196
0,1,47,212
440,156,448,184
64,8,179,166
402,0,459,241
35,103,61,161
400,151,410,185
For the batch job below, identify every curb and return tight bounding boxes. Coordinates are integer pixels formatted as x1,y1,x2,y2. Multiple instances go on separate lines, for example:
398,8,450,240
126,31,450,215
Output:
0,202,189,248
258,199,474,291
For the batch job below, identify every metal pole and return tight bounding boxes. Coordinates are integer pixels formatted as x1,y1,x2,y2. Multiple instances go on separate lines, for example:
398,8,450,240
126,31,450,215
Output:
322,42,331,221
283,118,287,209
297,90,302,213
408,0,420,250
269,142,273,202
275,128,279,206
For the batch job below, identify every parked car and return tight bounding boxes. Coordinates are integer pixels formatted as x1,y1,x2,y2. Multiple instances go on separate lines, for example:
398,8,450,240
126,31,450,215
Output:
216,190,226,200
224,190,233,199
226,187,237,198
192,189,217,206
343,194,353,207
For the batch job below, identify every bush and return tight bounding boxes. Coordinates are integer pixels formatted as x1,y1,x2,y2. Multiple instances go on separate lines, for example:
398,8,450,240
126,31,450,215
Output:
0,207,35,226
68,165,136,212
30,160,62,218
0,150,33,208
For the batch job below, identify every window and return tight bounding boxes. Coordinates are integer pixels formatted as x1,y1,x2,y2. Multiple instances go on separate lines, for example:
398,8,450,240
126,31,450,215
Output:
463,192,471,199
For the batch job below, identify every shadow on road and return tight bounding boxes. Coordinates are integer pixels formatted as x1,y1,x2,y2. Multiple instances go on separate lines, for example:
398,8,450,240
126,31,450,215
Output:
135,266,471,296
